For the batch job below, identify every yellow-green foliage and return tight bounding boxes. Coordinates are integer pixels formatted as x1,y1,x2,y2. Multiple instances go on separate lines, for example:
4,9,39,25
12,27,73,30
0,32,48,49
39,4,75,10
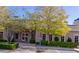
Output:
25,6,70,36
0,6,71,36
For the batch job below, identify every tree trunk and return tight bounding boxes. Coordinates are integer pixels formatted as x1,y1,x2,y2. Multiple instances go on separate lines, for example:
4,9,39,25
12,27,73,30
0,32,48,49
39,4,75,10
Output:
6,27,14,43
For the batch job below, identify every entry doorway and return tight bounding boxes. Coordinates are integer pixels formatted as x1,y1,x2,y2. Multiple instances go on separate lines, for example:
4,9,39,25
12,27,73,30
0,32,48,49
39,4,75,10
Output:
13,31,30,43
21,32,29,43
13,33,19,42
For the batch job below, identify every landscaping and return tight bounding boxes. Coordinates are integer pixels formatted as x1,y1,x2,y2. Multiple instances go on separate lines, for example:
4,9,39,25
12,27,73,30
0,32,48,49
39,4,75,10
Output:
29,39,36,44
0,42,18,50
0,39,7,42
0,39,18,50
40,40,78,48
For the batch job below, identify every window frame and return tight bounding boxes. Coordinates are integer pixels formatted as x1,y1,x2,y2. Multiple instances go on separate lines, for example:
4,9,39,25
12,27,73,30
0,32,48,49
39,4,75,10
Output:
61,36,64,42
75,36,78,43
42,34,46,40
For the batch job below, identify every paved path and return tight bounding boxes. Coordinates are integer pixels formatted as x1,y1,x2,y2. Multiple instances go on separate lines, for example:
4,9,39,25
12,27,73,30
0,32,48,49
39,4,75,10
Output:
0,47,77,53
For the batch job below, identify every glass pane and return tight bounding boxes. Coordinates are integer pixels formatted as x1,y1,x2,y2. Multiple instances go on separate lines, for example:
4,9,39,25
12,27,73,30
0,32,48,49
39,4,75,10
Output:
49,34,52,41
42,34,46,40
61,36,64,42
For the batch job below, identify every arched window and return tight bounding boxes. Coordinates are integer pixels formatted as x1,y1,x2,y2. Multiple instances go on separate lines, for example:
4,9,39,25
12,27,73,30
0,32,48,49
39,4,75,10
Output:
67,37,72,42
54,37,59,41
61,36,64,42
75,36,78,43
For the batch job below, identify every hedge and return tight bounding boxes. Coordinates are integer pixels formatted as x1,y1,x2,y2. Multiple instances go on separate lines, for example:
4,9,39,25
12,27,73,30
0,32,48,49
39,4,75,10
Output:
36,42,40,45
67,37,72,42
41,40,48,46
29,39,35,44
54,37,59,41
49,41,78,48
0,42,18,50
40,40,78,48
0,39,7,42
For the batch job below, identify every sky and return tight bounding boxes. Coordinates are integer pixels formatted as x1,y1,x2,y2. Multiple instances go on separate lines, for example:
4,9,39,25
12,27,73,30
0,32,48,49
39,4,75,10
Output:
63,6,79,25
9,6,79,25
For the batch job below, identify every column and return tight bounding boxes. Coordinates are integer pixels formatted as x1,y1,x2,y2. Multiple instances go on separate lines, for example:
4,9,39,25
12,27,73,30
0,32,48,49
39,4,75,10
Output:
35,31,41,42
52,35,54,41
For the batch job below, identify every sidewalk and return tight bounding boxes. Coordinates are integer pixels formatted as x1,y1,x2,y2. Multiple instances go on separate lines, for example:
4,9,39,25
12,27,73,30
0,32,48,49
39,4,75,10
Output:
74,48,79,52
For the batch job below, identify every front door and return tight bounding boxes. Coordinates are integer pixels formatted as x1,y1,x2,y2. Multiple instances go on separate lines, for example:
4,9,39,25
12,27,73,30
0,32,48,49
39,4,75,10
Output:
14,33,19,42
21,33,29,43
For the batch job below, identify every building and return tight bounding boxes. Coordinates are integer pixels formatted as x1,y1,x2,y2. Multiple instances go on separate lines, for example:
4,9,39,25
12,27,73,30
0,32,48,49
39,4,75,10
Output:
0,18,79,43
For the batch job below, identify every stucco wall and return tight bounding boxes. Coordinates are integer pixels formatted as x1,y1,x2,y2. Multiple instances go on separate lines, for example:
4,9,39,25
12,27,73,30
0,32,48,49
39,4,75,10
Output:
2,30,79,43
35,31,79,43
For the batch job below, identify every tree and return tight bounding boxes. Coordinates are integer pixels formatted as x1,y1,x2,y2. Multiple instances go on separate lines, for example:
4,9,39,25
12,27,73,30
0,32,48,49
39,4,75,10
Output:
26,6,70,40
0,7,26,42
4,19,27,42
38,7,70,35
0,6,10,27
0,7,11,42
25,12,40,40
0,7,10,22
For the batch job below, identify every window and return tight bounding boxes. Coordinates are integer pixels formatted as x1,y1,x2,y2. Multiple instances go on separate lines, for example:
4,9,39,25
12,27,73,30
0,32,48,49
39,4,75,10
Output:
31,30,35,39
49,34,52,41
25,37,28,42
42,34,46,40
15,33,18,39
22,37,24,40
26,34,28,36
0,32,3,38
75,36,78,43
61,36,64,42
67,37,72,42
54,37,59,41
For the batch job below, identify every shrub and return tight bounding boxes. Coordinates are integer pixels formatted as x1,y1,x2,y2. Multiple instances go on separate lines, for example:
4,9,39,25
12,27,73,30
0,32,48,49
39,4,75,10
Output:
0,42,18,50
36,42,40,45
11,39,15,42
65,42,77,48
0,39,7,42
61,37,64,42
67,37,72,42
54,37,59,41
29,39,35,44
41,40,48,46
41,41,78,48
